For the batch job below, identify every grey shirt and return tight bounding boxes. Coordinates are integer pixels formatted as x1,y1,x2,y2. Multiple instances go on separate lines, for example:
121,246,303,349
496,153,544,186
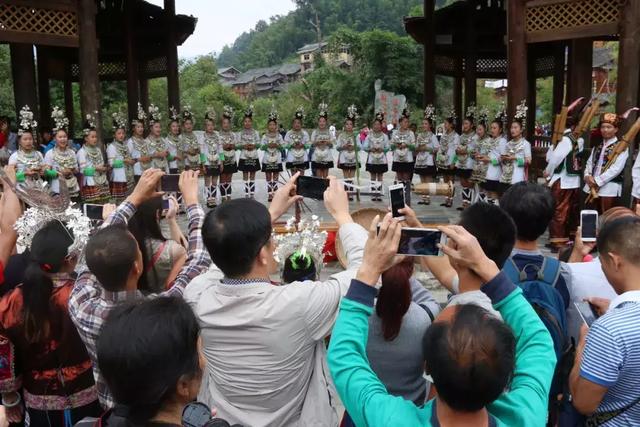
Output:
366,278,441,404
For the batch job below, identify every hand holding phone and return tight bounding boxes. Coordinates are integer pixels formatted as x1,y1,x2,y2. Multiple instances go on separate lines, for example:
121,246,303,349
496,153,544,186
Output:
83,203,104,221
574,301,598,326
389,184,406,220
160,174,181,192
377,225,445,257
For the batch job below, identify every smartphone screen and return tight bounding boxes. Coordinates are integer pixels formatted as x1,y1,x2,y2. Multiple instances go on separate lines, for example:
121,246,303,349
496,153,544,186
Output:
296,176,329,200
389,186,405,218
160,174,180,192
84,204,104,221
377,226,443,256
574,301,597,326
581,211,598,241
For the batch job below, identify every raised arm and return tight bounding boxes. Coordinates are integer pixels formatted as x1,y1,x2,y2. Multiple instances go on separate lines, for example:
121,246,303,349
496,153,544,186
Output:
0,167,21,268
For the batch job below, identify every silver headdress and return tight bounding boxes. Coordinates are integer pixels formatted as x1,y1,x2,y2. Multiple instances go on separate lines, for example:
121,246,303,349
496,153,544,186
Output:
83,111,99,136
374,111,385,123
244,104,254,119
148,104,161,125
112,110,128,131
477,106,489,126
346,104,359,122
464,103,477,121
274,215,327,276
268,105,279,123
294,106,305,121
514,100,528,126
18,106,38,136
400,107,410,120
51,106,70,133
318,102,329,119
181,105,194,123
494,103,507,127
0,169,91,256
444,106,457,122
423,104,437,122
222,105,234,120
169,106,180,122
131,102,147,126
204,106,217,122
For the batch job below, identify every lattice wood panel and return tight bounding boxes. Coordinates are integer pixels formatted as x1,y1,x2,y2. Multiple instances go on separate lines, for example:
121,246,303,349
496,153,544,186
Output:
0,4,77,37
71,62,127,79
476,58,508,74
526,0,621,33
434,55,456,74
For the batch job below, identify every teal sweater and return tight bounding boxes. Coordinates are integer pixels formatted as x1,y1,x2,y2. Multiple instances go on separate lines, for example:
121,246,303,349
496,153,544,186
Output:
328,272,556,427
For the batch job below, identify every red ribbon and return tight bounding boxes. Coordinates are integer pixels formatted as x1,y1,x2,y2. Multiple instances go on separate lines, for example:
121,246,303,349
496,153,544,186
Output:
40,263,52,272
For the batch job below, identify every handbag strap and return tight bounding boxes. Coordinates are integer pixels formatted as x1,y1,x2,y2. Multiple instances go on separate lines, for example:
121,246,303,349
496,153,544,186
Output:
146,241,167,272
586,395,640,426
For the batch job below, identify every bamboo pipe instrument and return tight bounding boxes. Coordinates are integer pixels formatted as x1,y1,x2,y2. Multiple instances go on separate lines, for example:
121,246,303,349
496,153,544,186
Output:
587,116,640,203
552,107,569,147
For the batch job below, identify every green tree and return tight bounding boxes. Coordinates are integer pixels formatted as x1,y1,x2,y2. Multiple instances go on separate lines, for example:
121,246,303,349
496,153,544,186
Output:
0,45,14,119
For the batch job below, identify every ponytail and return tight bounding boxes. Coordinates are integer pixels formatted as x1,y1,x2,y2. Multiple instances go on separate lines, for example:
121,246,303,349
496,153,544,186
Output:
375,259,414,341
22,221,73,343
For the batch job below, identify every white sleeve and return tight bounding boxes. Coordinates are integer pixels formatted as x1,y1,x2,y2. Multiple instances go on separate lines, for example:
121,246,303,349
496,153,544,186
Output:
545,137,572,175
44,150,54,167
77,149,88,168
632,154,640,194
584,149,595,178
7,152,17,166
595,148,629,187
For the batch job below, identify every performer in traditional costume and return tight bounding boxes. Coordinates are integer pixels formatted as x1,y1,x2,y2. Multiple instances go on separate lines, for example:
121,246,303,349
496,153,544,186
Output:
363,111,389,202
544,104,585,248
472,109,506,204
285,107,310,174
436,108,459,208
238,105,261,198
146,104,169,173
414,105,439,205
9,106,44,184
336,105,360,199
202,107,222,208
310,102,335,179
390,108,415,198
129,103,150,182
261,106,284,202
180,105,203,172
165,107,183,174
500,100,532,190
44,107,80,201
583,112,628,214
455,105,478,210
219,106,238,202
77,113,110,204
107,111,135,204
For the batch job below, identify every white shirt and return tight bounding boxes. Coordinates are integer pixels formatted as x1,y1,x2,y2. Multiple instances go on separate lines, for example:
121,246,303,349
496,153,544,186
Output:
564,258,617,342
609,290,640,311
184,223,368,427
545,130,584,189
583,137,628,197
500,138,532,184
485,137,506,181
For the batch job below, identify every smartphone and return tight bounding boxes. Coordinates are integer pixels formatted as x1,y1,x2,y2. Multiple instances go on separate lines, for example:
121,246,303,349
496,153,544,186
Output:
389,184,405,220
574,301,598,326
296,176,329,200
580,210,598,243
83,203,104,221
160,174,180,192
377,226,445,257
160,197,171,218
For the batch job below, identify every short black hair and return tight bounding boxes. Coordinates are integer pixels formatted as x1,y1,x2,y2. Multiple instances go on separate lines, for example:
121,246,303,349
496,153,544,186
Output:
458,203,515,268
203,199,272,278
598,216,640,265
500,182,555,242
85,224,139,291
98,297,201,424
423,304,516,412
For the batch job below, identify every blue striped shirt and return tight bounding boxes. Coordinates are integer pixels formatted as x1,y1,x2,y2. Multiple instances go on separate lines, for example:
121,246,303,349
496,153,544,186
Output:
580,301,640,426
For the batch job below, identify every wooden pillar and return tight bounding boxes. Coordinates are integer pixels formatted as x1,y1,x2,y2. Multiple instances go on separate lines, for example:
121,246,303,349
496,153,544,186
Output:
36,47,51,131
63,65,75,134
463,1,477,110
139,78,150,110
422,0,436,106
618,0,640,206
165,0,180,111
125,0,140,122
526,51,537,142
9,43,38,121
566,39,593,102
552,42,566,114
507,0,527,121
454,73,463,133
78,0,102,142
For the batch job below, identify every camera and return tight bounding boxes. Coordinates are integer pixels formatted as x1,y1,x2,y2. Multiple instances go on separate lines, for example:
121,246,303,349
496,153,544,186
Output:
182,402,243,427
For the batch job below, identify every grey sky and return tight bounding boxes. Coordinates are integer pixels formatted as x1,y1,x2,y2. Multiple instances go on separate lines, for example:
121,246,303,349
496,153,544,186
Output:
147,0,297,58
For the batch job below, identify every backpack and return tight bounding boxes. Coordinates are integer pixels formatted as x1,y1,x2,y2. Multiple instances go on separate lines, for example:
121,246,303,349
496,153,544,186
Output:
503,256,578,425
